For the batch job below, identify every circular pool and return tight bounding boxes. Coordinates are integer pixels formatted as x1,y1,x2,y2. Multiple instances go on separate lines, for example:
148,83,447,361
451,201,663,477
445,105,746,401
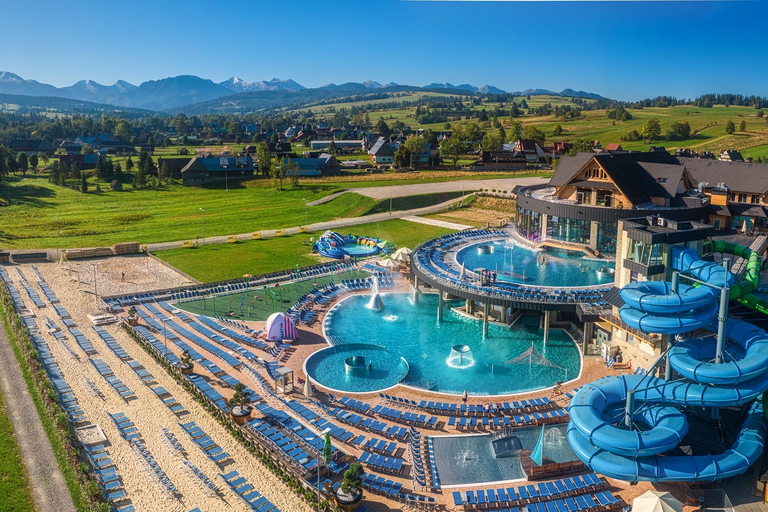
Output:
455,240,614,288
317,293,581,395
305,343,409,393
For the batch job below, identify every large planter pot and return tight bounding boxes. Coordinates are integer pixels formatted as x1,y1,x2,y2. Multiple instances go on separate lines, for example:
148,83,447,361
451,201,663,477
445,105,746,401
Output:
334,488,363,512
179,363,194,375
127,317,139,326
229,405,252,425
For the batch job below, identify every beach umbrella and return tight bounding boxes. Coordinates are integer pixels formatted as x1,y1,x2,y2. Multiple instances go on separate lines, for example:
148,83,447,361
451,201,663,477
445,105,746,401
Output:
460,262,466,280
742,220,749,234
632,491,683,512
379,258,398,269
303,379,313,398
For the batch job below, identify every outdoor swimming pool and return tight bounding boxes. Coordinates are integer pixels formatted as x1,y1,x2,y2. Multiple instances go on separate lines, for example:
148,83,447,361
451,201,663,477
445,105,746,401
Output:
307,293,582,395
455,240,615,288
430,424,577,486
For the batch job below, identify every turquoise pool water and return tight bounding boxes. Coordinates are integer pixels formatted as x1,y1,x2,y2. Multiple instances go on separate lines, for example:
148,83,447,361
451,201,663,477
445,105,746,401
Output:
455,240,614,287
304,343,409,393
312,293,581,395
343,243,379,256
430,424,576,486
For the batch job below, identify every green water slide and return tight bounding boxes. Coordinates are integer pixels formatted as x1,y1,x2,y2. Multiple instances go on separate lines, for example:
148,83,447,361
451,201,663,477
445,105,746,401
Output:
704,240,768,315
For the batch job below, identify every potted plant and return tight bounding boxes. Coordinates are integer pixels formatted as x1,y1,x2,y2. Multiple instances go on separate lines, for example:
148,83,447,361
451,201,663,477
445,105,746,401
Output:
334,462,364,511
127,306,139,326
228,383,253,425
178,350,194,375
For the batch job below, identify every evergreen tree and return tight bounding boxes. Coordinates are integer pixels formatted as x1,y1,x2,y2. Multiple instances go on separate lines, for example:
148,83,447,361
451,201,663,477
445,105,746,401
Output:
81,173,88,193
17,152,28,175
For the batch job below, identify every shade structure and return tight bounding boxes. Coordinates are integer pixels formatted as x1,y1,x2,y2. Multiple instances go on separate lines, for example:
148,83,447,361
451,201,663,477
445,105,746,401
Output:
303,379,313,398
378,258,398,269
392,247,412,261
632,491,683,512
264,312,298,341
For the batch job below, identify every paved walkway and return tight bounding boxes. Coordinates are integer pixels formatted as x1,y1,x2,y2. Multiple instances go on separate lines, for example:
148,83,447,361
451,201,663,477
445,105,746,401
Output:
402,216,474,230
0,323,76,512
347,176,544,199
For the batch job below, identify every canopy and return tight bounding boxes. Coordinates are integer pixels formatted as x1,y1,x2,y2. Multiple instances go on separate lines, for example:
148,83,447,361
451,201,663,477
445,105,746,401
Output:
303,379,314,398
378,258,398,268
264,312,298,341
391,247,412,262
632,491,683,512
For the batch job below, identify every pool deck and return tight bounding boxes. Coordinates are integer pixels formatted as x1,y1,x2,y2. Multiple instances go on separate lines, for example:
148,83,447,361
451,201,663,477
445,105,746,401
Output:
5,256,757,512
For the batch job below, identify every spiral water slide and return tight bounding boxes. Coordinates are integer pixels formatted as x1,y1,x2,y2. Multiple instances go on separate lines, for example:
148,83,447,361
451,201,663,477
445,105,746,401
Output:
567,247,768,483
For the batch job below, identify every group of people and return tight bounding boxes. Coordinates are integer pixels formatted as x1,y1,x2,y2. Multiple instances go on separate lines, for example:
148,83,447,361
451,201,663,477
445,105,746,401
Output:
479,269,498,285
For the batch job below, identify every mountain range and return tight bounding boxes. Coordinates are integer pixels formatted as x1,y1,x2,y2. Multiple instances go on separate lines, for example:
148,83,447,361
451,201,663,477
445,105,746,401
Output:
0,71,605,114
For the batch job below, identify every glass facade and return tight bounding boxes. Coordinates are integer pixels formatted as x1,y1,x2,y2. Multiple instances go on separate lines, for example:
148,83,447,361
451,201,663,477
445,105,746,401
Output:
547,216,591,246
515,207,618,256
626,239,663,266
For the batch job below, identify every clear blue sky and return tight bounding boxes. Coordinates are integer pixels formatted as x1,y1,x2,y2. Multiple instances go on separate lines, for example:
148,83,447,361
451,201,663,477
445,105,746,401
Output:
1,0,764,101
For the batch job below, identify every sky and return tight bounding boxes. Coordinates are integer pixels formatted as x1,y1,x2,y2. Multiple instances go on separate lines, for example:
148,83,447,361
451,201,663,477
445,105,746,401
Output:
1,0,765,101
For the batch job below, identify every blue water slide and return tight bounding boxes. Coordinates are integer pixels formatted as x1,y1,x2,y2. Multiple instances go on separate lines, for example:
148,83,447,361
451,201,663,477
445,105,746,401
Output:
568,245,768,483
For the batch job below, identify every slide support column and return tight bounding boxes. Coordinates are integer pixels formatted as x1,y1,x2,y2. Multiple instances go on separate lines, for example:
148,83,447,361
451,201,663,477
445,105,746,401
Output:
715,261,731,365
624,389,635,430
437,292,443,321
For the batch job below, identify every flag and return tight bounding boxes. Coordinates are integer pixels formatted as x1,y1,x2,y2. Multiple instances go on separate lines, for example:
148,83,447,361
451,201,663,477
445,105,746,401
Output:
531,426,545,466
322,431,332,464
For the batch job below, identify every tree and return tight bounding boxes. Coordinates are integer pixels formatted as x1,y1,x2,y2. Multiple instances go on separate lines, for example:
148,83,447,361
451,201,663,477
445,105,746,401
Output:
523,125,546,147
552,124,563,136
440,136,466,168
159,162,171,183
403,134,427,168
569,139,595,155
641,118,661,140
17,152,28,175
39,152,50,169
29,153,39,171
80,172,88,193
256,142,272,178
725,120,736,135
393,145,411,168
757,110,765,118
272,156,286,190
508,120,523,141
739,120,747,132
375,117,390,137
481,132,502,152
327,140,337,155
341,463,364,496
665,121,691,141
498,125,507,144
125,156,134,173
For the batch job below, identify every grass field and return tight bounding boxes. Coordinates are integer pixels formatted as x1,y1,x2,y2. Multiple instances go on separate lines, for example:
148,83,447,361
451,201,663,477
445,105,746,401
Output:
155,218,455,282
0,169,537,249
0,386,35,512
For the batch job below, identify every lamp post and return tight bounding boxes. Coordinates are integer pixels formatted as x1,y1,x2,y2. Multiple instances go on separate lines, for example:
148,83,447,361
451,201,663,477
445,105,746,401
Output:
92,263,99,307
199,207,205,245
56,230,62,261
302,198,308,228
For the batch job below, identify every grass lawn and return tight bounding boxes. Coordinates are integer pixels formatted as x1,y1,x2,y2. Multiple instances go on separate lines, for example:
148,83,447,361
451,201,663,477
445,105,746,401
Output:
0,386,35,512
175,271,370,322
154,218,455,283
0,170,538,250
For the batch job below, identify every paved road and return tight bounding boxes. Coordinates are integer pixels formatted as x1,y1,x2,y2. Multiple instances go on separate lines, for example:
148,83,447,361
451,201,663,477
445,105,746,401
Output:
402,216,474,230
0,323,76,512
347,176,545,199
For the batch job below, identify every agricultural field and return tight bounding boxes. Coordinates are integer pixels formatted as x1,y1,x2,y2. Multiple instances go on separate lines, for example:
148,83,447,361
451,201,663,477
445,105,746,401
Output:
155,218,455,283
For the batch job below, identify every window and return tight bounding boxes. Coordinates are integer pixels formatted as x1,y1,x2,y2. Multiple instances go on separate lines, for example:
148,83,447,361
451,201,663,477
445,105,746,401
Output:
751,195,760,204
714,219,721,229
738,193,747,203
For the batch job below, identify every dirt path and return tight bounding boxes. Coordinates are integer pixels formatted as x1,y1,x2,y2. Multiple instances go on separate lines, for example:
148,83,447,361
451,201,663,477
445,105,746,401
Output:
0,323,76,512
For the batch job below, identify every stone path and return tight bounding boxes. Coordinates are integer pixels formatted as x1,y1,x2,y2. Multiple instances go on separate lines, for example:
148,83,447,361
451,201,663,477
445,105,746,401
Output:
402,216,474,230
0,323,76,512
347,176,544,199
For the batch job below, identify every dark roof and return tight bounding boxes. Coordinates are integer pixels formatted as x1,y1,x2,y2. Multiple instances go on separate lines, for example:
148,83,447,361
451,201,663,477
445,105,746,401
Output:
680,157,768,195
516,139,537,152
181,156,254,174
709,204,731,216
635,162,686,198
548,153,594,187
602,287,625,308
369,137,394,157
596,152,684,205
729,203,768,218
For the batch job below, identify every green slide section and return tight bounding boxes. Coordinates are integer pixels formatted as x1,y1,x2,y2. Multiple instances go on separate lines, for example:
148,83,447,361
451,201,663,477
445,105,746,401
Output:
704,240,768,315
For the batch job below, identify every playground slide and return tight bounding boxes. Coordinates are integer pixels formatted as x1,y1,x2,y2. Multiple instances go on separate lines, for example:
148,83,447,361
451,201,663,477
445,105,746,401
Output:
569,247,768,483
703,240,768,316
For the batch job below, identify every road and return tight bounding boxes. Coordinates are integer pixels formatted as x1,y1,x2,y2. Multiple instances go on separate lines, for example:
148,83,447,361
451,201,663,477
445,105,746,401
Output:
347,176,544,199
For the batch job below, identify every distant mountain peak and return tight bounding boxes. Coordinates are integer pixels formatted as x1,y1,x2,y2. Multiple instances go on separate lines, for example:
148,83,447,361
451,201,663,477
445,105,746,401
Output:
219,76,304,93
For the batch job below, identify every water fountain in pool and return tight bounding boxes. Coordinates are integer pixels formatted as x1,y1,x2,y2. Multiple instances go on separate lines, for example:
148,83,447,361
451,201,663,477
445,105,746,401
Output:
446,344,475,369
365,275,384,310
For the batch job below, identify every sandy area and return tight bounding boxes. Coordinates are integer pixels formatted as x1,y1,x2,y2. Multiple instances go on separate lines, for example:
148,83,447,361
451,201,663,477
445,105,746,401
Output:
6,256,311,512
4,255,723,511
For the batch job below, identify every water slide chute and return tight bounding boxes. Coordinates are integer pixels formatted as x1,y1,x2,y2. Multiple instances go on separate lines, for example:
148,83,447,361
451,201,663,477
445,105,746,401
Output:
568,244,768,483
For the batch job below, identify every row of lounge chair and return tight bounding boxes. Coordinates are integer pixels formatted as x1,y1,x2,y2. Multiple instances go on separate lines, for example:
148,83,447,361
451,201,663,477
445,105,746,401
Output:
358,450,404,474
451,473,607,508
378,392,557,416
448,409,568,430
85,443,129,505
247,419,318,473
219,470,282,512
178,421,231,464
91,358,135,400
456,491,622,512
